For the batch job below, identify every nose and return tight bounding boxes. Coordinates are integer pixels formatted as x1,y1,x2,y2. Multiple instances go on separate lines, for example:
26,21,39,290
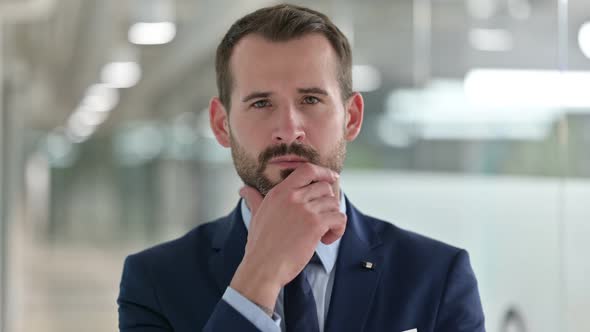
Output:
272,105,306,144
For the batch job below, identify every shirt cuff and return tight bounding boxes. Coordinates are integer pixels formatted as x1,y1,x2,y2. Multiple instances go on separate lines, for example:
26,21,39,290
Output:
222,287,282,332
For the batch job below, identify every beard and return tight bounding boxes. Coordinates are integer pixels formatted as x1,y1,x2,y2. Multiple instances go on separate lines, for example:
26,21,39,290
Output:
230,134,346,196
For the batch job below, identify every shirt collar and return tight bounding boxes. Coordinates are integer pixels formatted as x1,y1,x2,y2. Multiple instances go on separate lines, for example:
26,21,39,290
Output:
240,189,345,274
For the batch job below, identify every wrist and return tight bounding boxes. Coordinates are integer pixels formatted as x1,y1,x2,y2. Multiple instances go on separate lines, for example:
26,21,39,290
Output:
252,300,274,317
230,260,281,310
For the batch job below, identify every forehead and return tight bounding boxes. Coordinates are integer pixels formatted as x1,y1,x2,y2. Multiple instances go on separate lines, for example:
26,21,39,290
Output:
229,33,339,95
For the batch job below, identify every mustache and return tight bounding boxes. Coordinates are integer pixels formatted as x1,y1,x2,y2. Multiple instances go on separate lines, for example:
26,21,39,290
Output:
258,143,320,167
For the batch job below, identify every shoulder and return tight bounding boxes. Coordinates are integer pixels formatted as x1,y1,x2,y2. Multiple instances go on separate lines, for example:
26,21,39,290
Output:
358,211,477,302
361,211,465,265
124,216,227,270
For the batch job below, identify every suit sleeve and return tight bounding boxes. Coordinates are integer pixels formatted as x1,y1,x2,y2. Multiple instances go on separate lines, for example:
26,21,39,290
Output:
118,254,267,332
117,255,173,331
220,287,281,331
203,298,274,332
434,250,486,332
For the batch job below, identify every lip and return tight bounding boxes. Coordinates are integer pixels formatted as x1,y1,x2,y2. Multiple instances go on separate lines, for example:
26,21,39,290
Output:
268,155,309,164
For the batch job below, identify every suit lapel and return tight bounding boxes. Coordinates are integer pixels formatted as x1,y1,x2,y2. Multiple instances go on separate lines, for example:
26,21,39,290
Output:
208,202,248,294
324,197,385,332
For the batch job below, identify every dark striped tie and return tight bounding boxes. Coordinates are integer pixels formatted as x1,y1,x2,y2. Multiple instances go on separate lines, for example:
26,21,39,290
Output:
284,254,321,332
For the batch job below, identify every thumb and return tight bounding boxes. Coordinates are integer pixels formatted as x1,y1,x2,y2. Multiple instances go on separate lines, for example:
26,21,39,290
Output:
239,186,264,215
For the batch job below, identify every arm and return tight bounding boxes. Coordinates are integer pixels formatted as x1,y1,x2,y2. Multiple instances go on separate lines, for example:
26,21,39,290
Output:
233,164,344,310
203,288,281,332
434,250,486,332
118,255,275,332
118,164,342,331
117,255,172,331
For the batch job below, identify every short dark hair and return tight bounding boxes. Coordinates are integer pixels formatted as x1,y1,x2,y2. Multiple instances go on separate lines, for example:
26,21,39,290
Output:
215,4,353,109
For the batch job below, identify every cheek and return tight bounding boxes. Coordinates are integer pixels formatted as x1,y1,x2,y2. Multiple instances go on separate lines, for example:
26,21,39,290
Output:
236,129,266,152
230,126,267,160
307,125,344,159
230,114,261,141
308,113,345,138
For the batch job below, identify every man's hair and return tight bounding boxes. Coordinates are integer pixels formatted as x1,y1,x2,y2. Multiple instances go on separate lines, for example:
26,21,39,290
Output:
215,4,353,109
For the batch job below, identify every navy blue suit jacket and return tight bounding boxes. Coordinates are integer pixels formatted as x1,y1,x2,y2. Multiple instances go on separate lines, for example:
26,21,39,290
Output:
118,197,485,331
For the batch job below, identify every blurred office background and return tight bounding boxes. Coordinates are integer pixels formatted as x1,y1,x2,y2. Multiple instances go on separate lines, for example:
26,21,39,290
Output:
0,0,589,331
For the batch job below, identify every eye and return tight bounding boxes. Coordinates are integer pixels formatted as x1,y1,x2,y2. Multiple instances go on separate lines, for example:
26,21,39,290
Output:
251,100,271,109
302,96,320,105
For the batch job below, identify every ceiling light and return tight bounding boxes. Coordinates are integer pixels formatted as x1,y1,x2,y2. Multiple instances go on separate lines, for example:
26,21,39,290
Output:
81,84,119,112
65,117,96,143
128,22,176,45
72,106,110,126
101,61,142,88
578,22,590,59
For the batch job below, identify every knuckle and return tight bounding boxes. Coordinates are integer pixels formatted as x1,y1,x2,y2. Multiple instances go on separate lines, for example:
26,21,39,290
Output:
287,190,299,203
307,209,321,222
328,199,339,210
304,200,317,214
301,162,314,173
309,165,320,177
327,185,335,196
313,218,327,232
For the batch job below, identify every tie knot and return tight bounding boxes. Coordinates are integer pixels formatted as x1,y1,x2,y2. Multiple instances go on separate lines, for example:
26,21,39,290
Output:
309,252,322,266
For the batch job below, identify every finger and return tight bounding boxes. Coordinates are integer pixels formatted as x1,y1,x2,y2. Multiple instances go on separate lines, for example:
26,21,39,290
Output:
320,212,347,244
239,186,264,215
307,196,340,214
283,163,339,189
299,181,335,202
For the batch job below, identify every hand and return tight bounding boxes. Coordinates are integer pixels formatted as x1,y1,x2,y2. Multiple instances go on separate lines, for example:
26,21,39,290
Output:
229,163,347,310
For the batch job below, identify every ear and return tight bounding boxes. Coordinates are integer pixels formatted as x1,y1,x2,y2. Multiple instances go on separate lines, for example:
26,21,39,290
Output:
209,97,231,147
344,92,364,141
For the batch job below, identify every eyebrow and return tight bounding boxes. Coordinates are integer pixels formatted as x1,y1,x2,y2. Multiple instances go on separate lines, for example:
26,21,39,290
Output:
297,87,328,96
241,91,272,103
240,87,329,103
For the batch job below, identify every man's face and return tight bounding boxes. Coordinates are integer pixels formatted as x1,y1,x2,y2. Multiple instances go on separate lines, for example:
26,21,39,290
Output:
211,33,362,195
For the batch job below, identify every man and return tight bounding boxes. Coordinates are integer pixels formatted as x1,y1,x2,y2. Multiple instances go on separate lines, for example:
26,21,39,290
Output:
117,4,485,332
